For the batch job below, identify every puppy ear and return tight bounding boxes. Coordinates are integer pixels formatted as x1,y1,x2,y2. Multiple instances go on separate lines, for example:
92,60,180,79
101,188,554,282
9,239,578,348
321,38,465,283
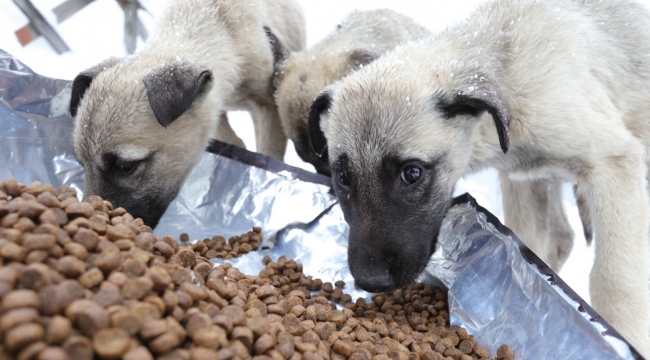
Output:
143,64,213,128
264,26,291,67
345,49,380,74
436,78,511,153
70,57,121,117
308,90,333,160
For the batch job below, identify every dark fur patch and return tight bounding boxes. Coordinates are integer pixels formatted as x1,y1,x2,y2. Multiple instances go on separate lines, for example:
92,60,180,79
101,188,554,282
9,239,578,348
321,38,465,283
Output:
69,57,121,116
435,77,511,153
295,122,331,176
143,64,213,128
333,152,449,292
346,49,379,74
264,26,289,67
307,90,332,160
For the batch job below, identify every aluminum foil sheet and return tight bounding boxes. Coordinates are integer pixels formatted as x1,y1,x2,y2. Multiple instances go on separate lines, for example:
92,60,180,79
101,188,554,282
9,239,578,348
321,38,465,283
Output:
0,47,643,360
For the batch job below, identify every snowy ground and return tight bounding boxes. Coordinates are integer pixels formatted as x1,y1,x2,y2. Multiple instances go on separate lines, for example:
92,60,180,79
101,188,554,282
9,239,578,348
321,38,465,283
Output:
4,0,650,305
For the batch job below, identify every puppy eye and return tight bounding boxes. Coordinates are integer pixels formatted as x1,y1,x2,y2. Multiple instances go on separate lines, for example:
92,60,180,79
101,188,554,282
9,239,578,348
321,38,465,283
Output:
117,161,139,175
336,170,351,188
400,166,421,186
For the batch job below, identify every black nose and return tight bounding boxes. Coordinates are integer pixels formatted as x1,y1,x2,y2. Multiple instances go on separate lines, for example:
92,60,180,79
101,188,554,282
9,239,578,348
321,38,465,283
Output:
353,271,392,293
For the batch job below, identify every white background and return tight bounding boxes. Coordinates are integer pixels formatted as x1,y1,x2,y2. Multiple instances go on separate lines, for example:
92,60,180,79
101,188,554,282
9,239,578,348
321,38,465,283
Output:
3,0,650,305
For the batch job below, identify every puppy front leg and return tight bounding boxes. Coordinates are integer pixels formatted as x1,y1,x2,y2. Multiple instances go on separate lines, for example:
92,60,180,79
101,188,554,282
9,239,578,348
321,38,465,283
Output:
499,172,552,266
213,112,246,149
583,153,650,357
250,102,288,160
547,181,574,271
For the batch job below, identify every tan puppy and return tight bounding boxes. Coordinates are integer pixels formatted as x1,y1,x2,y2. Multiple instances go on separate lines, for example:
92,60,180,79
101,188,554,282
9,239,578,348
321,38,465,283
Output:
308,0,650,355
70,0,305,228
274,9,430,175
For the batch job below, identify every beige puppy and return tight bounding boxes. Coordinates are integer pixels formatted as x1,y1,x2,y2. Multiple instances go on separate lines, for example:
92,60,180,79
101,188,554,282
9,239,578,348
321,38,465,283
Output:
274,9,430,175
308,0,650,355
70,0,306,228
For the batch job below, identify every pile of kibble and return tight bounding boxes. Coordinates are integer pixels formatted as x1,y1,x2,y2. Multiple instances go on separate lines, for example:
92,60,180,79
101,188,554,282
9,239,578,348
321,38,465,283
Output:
0,178,514,360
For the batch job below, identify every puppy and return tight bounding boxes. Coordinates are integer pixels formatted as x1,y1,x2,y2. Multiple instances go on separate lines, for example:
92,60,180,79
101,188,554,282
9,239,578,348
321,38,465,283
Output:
308,0,650,355
274,9,430,175
70,0,306,228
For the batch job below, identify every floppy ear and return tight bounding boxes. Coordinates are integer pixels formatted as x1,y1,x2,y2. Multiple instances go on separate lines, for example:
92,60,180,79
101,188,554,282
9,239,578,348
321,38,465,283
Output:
436,77,511,153
143,64,213,128
308,90,333,161
264,26,291,67
70,57,121,117
345,49,380,74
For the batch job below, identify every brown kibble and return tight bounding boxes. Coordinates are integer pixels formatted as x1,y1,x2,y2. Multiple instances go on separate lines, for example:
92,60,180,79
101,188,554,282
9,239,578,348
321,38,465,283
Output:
92,328,130,359
0,241,27,261
21,233,56,251
0,183,508,359
62,336,94,360
2,289,40,311
56,255,86,278
333,339,356,357
193,326,227,349
37,346,70,360
65,299,109,337
94,247,121,273
254,333,277,355
18,342,48,360
122,276,154,300
110,310,141,336
46,316,72,345
149,332,181,355
65,202,94,219
496,344,514,359
123,346,154,360
233,326,255,349
5,322,44,352
73,228,98,250
63,242,88,260
79,268,104,288
473,345,489,358
139,319,168,340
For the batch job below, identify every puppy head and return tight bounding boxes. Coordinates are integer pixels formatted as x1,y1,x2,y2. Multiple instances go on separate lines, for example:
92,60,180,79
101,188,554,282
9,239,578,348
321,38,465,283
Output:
71,57,216,228
274,48,379,176
308,57,510,292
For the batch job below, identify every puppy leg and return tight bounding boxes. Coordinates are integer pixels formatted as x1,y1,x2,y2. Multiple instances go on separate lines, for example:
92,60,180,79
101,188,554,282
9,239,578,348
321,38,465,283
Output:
250,102,288,160
547,181,574,271
574,184,594,245
214,112,246,148
582,147,650,357
500,172,551,265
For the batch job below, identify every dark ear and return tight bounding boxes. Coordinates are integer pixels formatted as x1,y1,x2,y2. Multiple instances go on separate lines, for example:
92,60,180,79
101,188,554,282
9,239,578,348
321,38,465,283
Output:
308,90,333,161
345,49,380,74
70,57,121,117
143,64,213,128
264,26,290,67
436,80,511,153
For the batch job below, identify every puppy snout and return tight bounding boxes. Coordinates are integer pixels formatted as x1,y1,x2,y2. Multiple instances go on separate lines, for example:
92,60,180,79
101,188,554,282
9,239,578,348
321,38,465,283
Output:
349,247,395,292
354,270,392,293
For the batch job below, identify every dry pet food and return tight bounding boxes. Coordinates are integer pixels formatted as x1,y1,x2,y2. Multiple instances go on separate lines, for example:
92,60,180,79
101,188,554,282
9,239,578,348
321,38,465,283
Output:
180,228,263,260
0,178,514,360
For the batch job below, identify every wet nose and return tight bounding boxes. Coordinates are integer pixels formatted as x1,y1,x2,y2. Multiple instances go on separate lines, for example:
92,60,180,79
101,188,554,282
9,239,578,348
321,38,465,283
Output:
353,269,392,293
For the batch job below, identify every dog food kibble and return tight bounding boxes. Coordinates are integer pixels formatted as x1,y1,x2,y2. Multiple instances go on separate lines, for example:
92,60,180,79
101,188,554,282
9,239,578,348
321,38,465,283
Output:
0,179,515,359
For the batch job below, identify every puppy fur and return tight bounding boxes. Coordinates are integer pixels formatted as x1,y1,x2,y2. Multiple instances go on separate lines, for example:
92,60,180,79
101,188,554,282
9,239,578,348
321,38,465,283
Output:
274,9,430,175
309,0,650,355
70,0,306,228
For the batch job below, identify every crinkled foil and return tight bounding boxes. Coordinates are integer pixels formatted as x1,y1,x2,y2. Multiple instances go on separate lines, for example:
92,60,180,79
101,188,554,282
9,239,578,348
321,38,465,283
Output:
0,48,642,360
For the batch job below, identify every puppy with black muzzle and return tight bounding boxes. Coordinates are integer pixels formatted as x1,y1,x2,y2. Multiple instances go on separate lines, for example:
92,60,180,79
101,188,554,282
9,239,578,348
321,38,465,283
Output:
70,0,306,228
308,0,650,355
273,9,430,175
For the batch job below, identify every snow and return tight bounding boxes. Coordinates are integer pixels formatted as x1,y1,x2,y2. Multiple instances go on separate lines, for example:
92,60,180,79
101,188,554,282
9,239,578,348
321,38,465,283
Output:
3,0,650,305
